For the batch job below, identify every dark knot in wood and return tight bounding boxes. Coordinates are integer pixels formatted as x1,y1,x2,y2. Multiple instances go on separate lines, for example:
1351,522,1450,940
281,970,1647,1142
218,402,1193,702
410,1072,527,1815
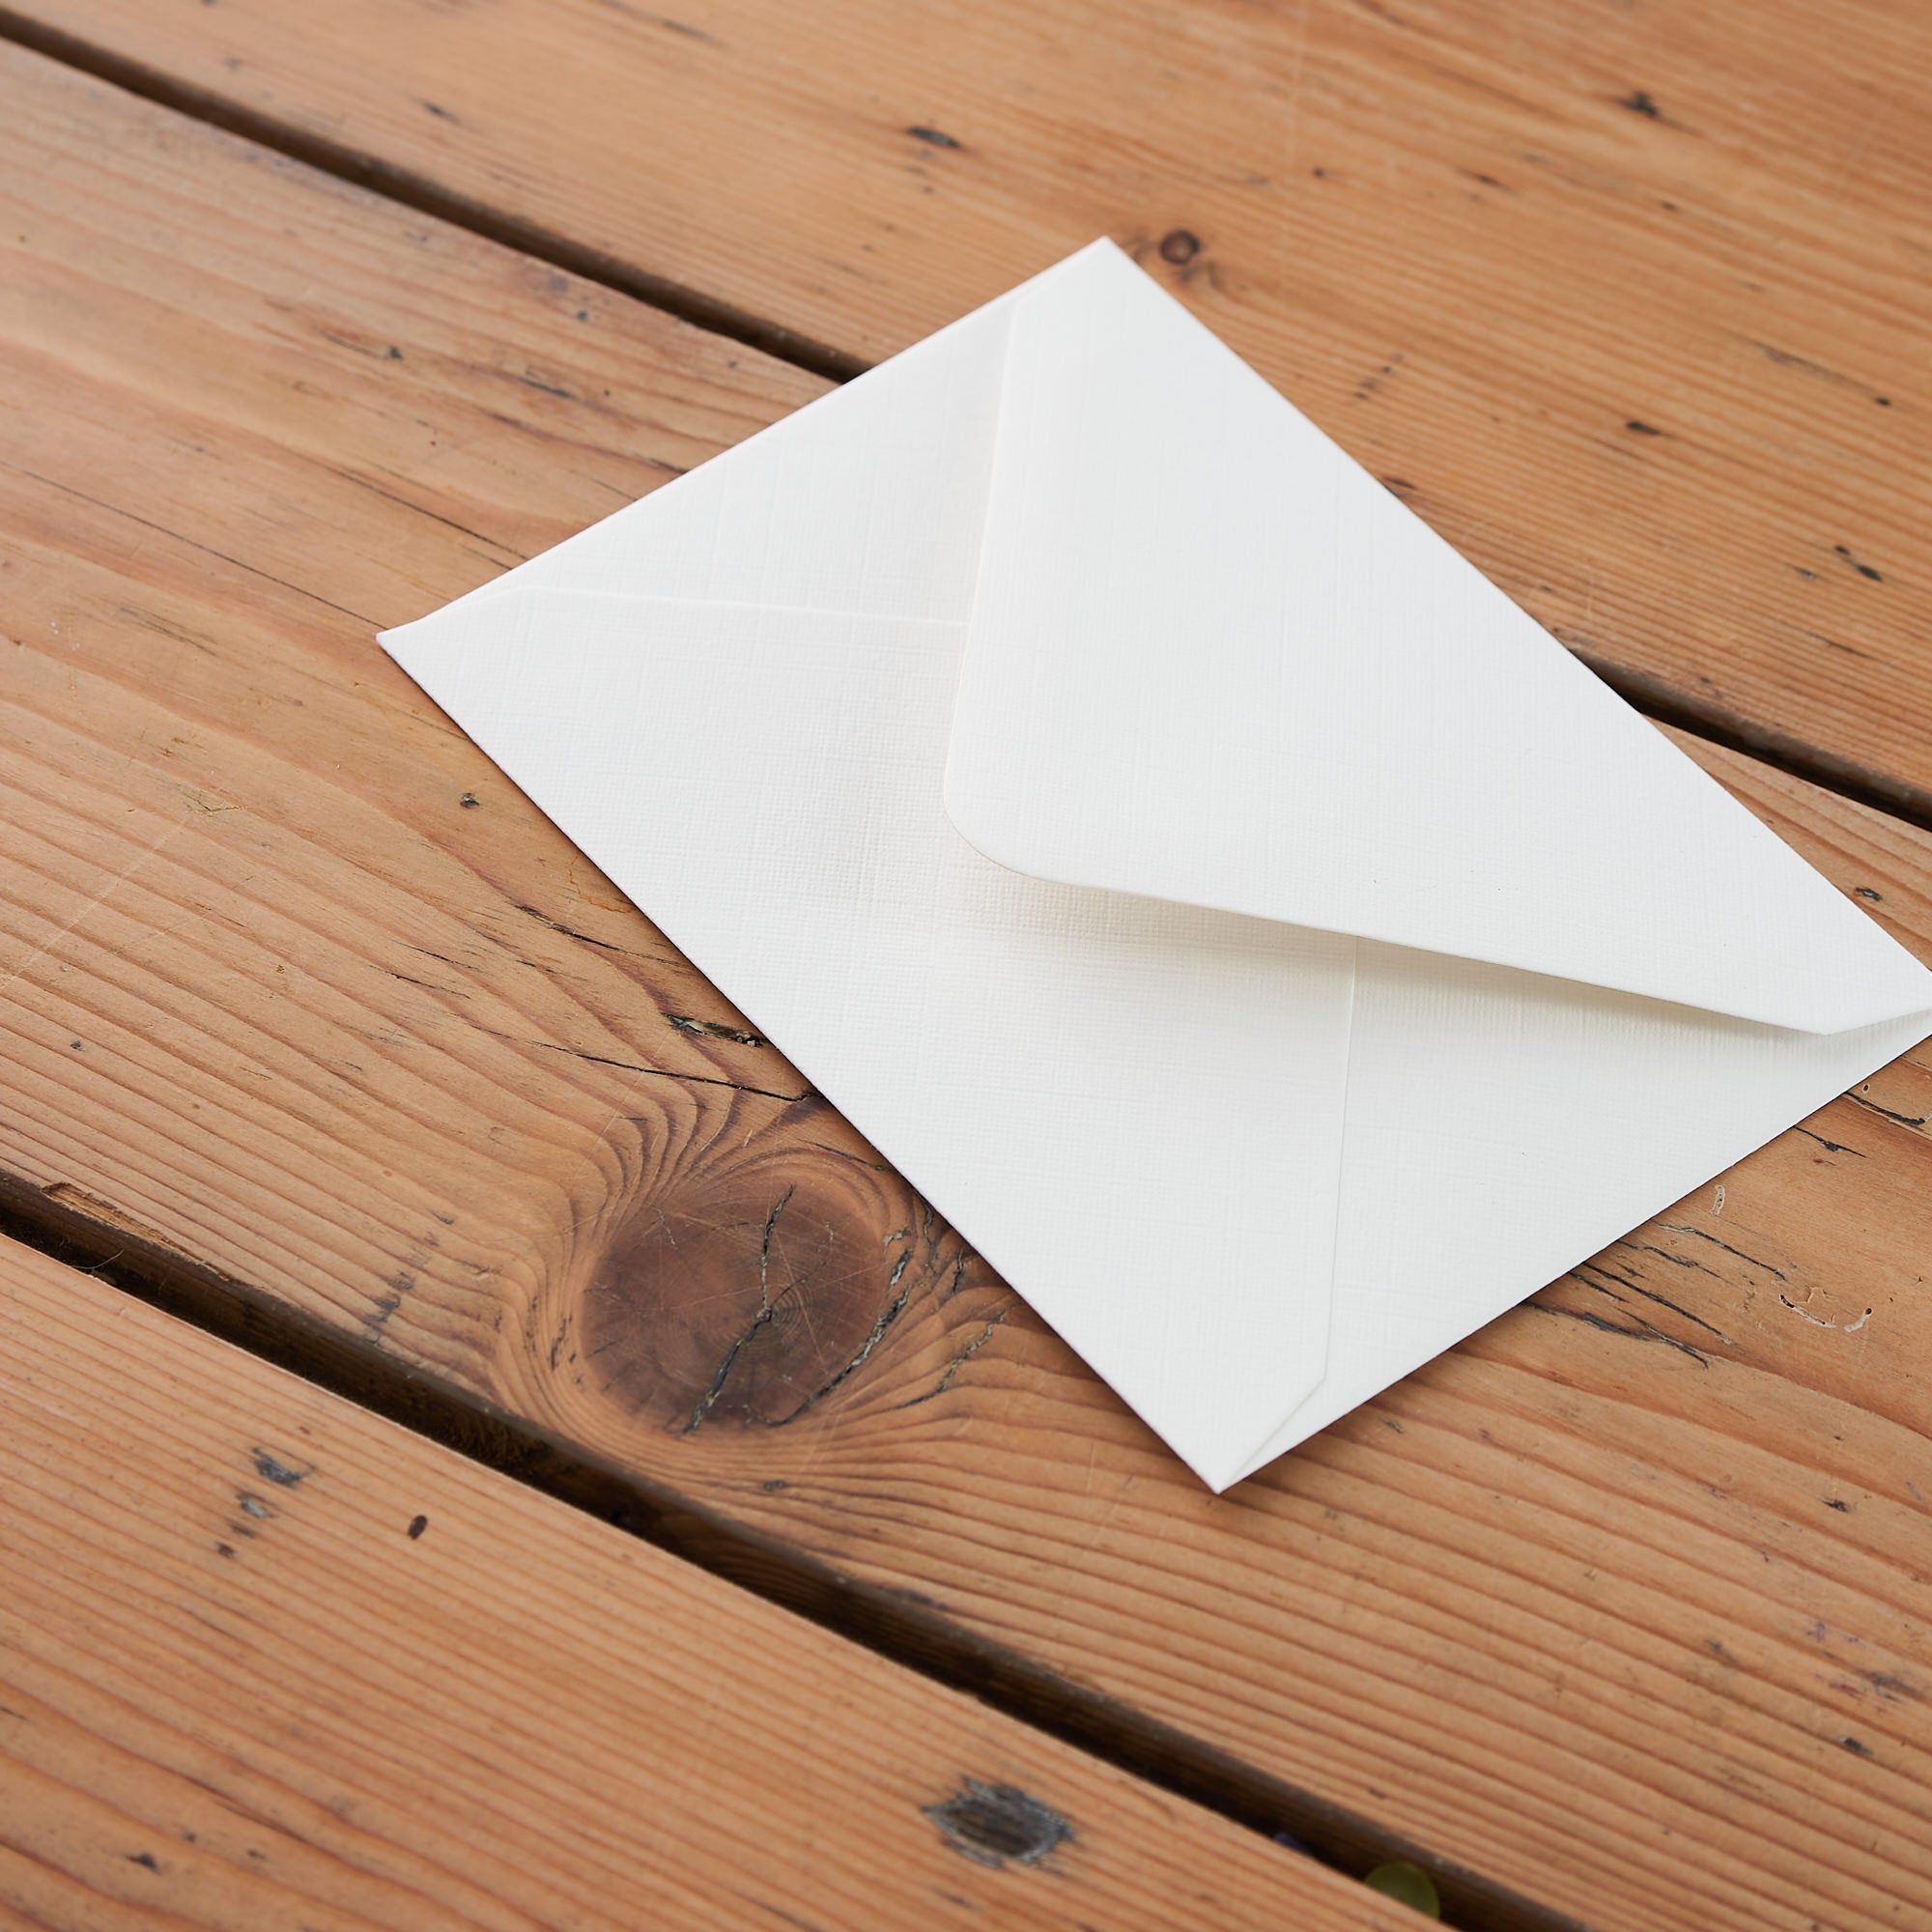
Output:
577,1126,947,1433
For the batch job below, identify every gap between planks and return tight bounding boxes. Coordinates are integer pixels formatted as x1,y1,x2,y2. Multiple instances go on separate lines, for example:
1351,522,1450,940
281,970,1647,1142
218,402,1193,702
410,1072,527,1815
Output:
0,1171,1587,1932
0,4,865,385
0,3,1928,836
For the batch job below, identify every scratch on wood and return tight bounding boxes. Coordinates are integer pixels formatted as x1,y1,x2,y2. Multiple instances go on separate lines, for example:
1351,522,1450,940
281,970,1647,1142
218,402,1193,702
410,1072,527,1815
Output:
668,1013,768,1047
1776,1293,1873,1333
895,1306,1010,1408
685,1187,794,1433
1653,1223,1789,1282
1539,1300,1707,1364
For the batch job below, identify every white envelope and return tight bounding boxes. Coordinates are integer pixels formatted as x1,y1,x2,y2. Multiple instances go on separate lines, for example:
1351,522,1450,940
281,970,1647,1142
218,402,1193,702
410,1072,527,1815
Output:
382,241,1932,1491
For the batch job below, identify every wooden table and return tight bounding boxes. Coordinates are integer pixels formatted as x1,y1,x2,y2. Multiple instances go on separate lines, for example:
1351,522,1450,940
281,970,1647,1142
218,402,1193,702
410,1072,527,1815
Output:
1,5,1928,1927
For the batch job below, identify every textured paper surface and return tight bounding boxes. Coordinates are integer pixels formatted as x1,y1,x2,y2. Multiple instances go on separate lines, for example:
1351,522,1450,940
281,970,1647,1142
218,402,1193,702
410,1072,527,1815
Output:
384,241,1932,1490
950,245,1928,1034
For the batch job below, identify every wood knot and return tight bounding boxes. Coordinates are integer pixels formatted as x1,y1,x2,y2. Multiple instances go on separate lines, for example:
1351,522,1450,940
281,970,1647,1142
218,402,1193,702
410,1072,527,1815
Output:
1158,228,1202,266
924,1781,1073,1868
575,1134,942,1433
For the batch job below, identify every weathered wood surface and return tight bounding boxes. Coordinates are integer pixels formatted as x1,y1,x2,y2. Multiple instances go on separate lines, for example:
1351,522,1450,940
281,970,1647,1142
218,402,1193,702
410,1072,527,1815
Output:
5,0,1931,818
0,1231,1394,1931
4,41,1932,1932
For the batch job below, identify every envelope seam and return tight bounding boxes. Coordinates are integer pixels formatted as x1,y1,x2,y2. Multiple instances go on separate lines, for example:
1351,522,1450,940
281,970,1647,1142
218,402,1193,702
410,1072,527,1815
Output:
1218,934,1357,1487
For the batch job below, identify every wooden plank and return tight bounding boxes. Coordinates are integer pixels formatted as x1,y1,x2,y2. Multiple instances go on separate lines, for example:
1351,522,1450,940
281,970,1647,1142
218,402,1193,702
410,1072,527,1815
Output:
0,1232,1394,1931
3,39,1931,1932
4,0,1932,818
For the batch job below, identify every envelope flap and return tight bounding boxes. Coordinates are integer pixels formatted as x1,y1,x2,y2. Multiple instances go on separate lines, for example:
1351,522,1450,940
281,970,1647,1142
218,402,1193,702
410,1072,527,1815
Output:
944,243,1932,1035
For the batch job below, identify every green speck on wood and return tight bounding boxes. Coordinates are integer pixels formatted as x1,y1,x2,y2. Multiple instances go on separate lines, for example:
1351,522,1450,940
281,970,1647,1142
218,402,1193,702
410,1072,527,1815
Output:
1363,1861,1441,1917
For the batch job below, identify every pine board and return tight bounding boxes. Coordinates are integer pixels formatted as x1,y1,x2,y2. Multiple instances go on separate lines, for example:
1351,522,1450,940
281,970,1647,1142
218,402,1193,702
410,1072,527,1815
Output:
0,1228,1386,1931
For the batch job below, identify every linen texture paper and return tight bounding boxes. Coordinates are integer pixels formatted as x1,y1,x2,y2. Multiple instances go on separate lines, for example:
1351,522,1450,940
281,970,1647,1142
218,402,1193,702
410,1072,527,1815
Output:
382,242,1932,1490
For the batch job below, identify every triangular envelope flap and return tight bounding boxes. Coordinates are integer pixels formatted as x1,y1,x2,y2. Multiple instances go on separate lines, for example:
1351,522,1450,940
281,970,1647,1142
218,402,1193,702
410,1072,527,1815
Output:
384,585,1360,1492
422,245,1120,633
945,242,1932,1035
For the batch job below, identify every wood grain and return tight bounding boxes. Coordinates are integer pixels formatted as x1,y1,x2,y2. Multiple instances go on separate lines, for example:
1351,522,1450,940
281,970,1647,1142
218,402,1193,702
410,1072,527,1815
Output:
0,1230,1397,1932
4,0,1931,815
4,40,1932,1932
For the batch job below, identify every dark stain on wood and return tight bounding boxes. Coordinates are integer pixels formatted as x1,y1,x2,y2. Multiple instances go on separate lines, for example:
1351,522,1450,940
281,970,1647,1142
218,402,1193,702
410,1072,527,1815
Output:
251,1448,311,1487
594,0,718,41
924,1780,1073,1868
1354,353,1404,401
907,126,961,150
1158,229,1201,266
